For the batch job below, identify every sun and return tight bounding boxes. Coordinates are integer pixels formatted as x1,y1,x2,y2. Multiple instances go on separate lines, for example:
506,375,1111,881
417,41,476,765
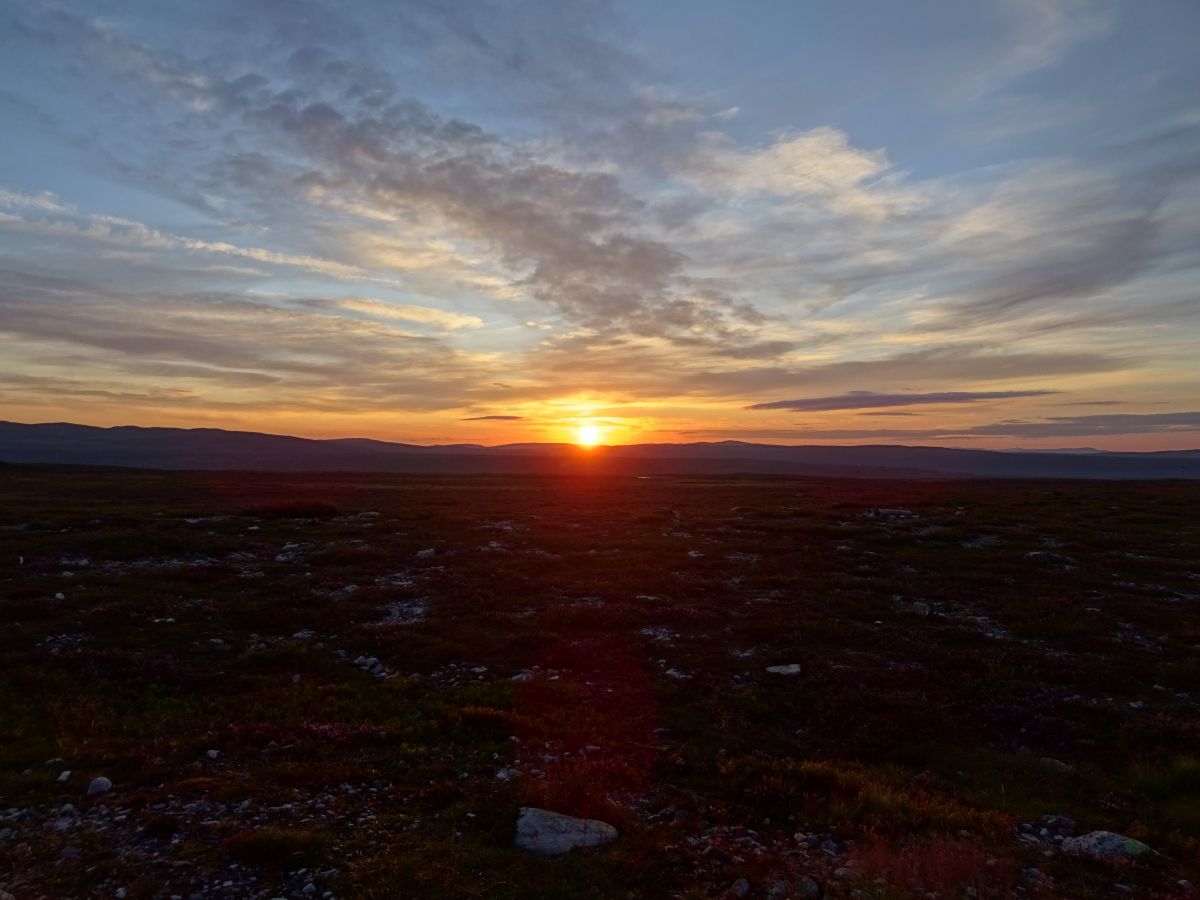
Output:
575,423,601,447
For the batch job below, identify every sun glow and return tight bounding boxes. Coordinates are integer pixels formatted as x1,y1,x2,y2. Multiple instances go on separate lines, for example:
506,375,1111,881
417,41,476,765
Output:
575,423,601,447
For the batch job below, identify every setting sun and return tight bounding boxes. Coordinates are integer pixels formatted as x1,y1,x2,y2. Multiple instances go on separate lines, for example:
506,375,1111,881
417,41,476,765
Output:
575,423,601,447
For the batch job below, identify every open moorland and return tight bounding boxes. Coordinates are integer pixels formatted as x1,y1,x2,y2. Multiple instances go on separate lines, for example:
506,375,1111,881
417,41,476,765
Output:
1,468,1198,899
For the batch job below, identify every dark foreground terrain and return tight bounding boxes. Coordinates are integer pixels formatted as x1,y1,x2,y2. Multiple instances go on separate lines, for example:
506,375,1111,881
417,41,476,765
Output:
1,469,1198,899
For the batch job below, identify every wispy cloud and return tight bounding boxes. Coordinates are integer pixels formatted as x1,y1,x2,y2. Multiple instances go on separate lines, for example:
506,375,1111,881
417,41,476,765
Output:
748,389,1057,412
332,299,482,330
690,412,1200,441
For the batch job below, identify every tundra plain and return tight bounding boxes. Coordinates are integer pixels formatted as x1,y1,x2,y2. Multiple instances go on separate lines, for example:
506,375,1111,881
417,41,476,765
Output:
1,469,1198,899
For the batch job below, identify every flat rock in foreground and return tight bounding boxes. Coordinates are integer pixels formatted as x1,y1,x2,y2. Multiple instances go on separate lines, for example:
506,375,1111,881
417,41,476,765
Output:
515,807,618,856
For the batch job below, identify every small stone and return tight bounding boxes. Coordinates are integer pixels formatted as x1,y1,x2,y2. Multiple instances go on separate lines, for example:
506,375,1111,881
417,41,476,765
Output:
1061,831,1152,862
54,592,66,601
302,884,317,896
1178,880,1193,892
796,876,823,899
415,548,435,559
206,749,220,760
766,664,803,675
87,776,112,796
912,601,931,617
57,770,71,783
726,878,751,898
514,807,617,855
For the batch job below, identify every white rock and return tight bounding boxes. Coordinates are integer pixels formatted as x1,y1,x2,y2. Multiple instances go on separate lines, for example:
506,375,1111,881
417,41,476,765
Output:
514,807,617,855
415,548,435,559
86,776,112,797
206,749,220,760
57,770,71,783
766,664,803,675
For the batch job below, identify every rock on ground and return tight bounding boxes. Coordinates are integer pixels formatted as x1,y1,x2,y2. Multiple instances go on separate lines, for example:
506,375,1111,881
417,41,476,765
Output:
514,807,618,856
1061,831,1153,861
766,664,803,675
86,776,112,797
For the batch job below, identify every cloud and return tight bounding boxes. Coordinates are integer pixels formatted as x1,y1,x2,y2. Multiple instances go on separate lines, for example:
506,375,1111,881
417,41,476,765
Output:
690,412,1200,441
951,0,1112,100
8,7,774,342
748,389,1057,412
461,414,522,421
0,187,68,212
682,127,926,221
0,276,507,415
0,189,385,283
333,298,481,329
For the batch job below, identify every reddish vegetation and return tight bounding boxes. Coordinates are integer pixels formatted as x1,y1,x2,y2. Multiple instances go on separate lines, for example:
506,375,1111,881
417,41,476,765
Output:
0,468,1198,898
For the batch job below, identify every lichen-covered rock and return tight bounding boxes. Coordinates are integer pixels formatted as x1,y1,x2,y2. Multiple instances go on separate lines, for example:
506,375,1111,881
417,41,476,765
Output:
1061,831,1152,861
514,807,617,855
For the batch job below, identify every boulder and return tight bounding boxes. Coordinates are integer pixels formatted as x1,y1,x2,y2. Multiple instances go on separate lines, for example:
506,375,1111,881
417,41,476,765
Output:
1061,831,1152,861
514,807,617,855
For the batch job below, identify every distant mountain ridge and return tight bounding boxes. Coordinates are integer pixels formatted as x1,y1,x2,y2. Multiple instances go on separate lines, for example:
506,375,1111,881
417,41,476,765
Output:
1,420,1197,479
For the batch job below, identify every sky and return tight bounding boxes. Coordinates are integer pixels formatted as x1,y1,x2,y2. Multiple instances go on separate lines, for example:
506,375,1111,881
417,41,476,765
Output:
1,0,1198,449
